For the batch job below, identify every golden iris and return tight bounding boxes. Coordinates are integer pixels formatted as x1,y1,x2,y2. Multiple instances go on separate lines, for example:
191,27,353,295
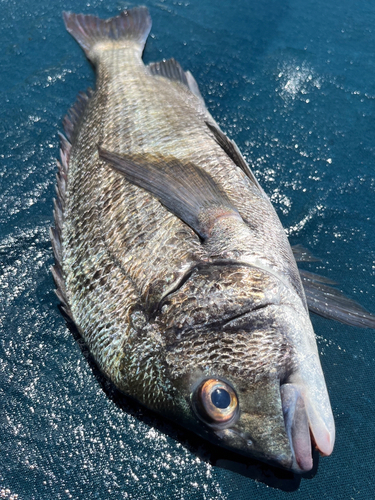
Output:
193,379,238,425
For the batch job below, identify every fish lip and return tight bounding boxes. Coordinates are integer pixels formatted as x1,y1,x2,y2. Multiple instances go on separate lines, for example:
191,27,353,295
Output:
280,383,313,472
280,362,335,470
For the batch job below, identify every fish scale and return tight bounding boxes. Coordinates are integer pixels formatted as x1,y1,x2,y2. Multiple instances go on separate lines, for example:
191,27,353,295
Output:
90,45,303,300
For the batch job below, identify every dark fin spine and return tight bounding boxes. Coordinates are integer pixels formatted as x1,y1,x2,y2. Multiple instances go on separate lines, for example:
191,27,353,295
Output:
56,161,67,200
50,227,62,272
60,305,74,323
51,266,68,307
63,7,152,61
53,198,64,240
98,148,242,240
55,180,66,212
58,132,71,170
205,121,262,191
298,269,337,286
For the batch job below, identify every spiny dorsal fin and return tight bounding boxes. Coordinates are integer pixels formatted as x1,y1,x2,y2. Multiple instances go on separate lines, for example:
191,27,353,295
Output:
98,148,242,240
63,7,152,61
206,121,262,191
148,58,205,101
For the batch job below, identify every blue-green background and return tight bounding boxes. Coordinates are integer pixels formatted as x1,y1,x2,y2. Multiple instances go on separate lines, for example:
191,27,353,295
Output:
1,0,374,498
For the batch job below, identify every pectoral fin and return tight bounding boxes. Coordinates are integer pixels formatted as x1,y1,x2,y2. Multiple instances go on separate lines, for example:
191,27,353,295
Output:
98,148,242,240
300,269,375,328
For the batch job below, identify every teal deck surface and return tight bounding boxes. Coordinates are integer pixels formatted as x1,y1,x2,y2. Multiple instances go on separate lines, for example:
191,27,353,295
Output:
1,0,374,498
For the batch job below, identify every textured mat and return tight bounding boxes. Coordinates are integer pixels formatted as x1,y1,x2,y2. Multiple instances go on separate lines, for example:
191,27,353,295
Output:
1,0,374,498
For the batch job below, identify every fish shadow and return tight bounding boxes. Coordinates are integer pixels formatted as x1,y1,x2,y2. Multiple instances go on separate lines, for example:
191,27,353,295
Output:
65,310,318,492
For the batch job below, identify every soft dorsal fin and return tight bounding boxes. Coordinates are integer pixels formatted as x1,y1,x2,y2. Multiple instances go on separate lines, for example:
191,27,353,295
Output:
148,58,189,87
148,58,204,101
205,121,262,191
98,148,242,240
63,88,94,143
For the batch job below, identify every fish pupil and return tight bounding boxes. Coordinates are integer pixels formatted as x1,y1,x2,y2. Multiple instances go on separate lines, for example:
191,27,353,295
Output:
211,388,230,409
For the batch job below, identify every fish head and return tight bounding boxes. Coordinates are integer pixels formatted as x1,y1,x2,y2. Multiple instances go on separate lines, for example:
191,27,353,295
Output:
163,280,335,472
169,341,334,472
188,373,295,470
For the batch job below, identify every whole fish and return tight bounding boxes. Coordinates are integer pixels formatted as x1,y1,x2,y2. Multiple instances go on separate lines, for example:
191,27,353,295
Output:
51,7,375,472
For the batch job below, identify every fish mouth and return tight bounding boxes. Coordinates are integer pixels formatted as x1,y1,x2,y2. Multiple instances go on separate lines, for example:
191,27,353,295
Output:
280,382,335,472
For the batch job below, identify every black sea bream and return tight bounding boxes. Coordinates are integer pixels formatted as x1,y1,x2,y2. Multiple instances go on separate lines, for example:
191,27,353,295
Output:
51,6,375,472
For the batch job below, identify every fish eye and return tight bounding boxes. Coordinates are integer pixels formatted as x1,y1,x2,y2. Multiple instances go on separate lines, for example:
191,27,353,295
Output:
192,379,239,426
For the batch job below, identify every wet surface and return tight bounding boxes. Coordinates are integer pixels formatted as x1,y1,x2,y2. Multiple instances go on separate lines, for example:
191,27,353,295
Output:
1,0,375,498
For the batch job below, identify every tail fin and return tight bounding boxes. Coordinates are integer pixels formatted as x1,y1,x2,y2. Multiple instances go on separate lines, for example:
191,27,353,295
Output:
63,7,152,61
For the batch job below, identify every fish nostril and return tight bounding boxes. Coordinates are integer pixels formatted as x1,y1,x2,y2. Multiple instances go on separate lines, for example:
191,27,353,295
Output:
238,431,254,448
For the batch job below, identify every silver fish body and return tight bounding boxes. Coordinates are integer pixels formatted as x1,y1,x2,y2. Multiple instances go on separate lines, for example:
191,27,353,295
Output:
52,7,335,472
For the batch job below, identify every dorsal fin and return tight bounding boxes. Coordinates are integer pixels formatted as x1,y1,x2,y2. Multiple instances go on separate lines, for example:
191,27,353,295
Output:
98,148,242,240
63,88,94,143
50,86,92,322
148,58,189,86
148,58,204,101
50,141,73,321
205,121,262,191
185,70,204,101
